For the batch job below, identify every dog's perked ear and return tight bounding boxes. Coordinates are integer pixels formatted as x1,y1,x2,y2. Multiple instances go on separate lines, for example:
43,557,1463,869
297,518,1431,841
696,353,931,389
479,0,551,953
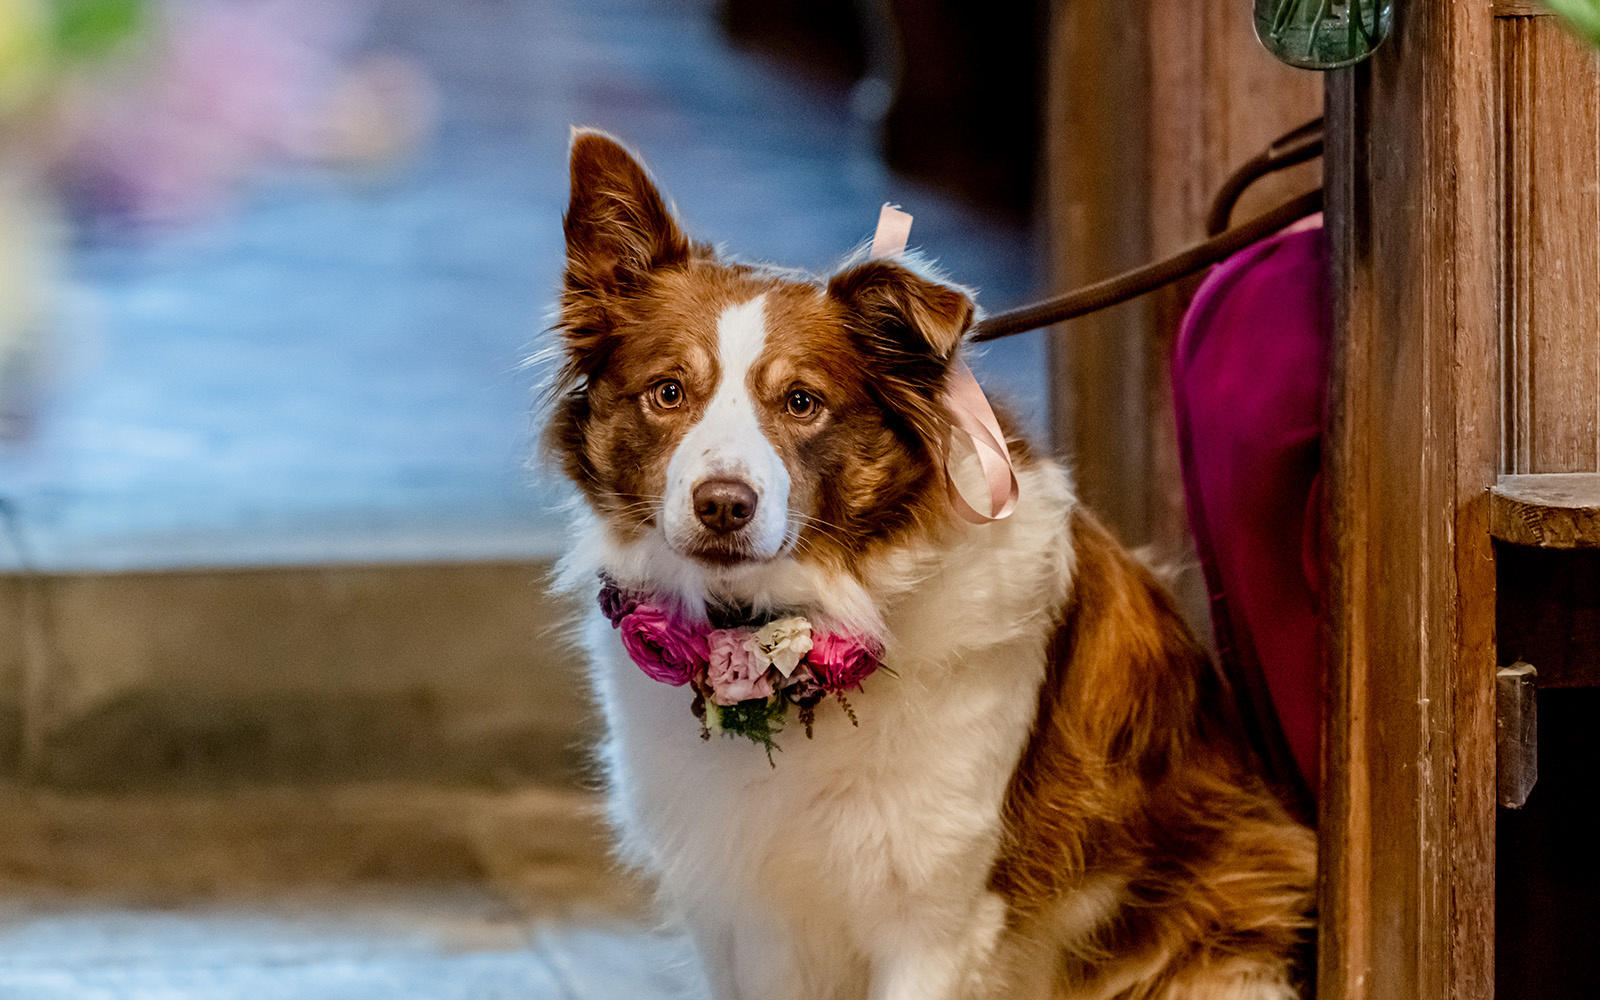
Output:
564,129,690,297
557,130,693,387
827,258,976,444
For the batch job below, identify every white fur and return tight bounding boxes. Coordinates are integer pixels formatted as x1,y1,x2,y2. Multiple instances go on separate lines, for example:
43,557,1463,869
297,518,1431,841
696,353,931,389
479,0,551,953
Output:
561,424,1081,997
662,294,793,562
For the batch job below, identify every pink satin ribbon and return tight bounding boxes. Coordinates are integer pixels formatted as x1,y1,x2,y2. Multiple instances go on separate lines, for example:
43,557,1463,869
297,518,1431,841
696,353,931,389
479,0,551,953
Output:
870,204,1019,523
869,203,915,260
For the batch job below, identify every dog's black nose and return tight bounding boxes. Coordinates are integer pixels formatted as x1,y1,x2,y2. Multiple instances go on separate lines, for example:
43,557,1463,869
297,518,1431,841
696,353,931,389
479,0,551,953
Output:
693,479,758,534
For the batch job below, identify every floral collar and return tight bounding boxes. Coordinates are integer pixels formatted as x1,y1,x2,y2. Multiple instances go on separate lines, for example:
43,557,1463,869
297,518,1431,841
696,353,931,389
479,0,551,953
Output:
598,575,885,762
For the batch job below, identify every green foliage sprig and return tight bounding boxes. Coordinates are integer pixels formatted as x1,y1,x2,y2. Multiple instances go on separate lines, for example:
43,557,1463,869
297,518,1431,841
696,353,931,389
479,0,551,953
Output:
706,697,788,767
1547,0,1600,46
1,0,147,118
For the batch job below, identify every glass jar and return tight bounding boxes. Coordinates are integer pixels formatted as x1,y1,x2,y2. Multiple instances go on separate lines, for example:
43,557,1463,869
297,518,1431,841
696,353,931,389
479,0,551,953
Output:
1254,0,1393,70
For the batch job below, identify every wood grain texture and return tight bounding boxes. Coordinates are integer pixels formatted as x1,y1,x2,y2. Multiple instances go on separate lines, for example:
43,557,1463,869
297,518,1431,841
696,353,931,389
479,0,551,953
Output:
1500,18,1600,473
1045,0,1318,581
1493,1,1557,15
1318,73,1370,1000
1490,473,1600,547
1452,4,1504,994
1322,0,1500,994
1146,0,1322,258
1045,0,1153,545
1141,0,1321,564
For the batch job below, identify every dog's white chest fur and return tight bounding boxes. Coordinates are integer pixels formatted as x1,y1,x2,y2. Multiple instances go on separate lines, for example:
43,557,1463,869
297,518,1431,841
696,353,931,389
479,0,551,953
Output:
573,464,1077,1000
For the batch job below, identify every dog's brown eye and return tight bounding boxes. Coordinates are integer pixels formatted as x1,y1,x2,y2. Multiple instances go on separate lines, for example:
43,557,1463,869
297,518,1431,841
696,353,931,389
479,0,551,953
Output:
651,380,684,410
785,388,820,420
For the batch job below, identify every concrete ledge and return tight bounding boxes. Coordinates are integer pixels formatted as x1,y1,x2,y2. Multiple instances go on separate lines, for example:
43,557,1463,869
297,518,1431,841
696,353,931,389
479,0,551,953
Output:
0,559,598,790
0,558,633,914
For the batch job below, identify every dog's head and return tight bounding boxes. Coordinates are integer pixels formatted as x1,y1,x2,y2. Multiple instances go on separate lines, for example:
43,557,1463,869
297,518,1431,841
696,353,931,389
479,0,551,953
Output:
545,131,976,588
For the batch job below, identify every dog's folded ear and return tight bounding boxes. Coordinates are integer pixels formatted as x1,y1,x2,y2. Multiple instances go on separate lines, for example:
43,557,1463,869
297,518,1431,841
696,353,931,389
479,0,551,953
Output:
827,259,976,446
826,259,975,365
564,130,690,297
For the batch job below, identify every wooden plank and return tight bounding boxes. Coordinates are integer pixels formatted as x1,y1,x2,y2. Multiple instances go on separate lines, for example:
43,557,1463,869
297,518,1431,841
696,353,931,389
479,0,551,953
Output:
1318,73,1370,1000
1498,0,1600,477
1142,0,1321,571
1524,23,1600,471
1046,0,1319,647
1490,473,1600,547
1450,1,1503,985
1146,0,1322,259
1321,0,1500,993
1044,0,1153,547
1500,14,1534,471
1492,1,1557,16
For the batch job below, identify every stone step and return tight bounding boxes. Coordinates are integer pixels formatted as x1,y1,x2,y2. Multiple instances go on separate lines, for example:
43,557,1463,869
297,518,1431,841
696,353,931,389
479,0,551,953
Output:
0,559,594,791
0,782,640,915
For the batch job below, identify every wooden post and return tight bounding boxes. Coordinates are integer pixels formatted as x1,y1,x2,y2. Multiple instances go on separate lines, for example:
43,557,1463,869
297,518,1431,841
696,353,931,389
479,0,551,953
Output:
1320,0,1500,995
1044,0,1154,545
1044,0,1320,622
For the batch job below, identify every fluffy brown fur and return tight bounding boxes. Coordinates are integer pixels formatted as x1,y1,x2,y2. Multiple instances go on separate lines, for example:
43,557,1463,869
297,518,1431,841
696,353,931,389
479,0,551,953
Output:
990,509,1315,997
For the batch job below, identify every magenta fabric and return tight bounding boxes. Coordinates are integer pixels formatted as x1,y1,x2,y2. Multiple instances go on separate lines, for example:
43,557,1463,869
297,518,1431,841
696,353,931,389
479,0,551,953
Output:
1173,219,1328,811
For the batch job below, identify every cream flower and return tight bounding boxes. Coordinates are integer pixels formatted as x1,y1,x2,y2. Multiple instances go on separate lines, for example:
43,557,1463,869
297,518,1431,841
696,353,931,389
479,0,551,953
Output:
746,616,813,678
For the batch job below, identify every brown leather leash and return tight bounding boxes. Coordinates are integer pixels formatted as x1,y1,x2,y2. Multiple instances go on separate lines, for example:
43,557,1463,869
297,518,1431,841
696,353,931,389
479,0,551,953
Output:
970,118,1326,344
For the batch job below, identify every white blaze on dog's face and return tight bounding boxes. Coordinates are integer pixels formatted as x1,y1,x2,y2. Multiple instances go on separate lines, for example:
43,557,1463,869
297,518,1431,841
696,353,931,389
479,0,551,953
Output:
545,129,980,579
659,294,792,562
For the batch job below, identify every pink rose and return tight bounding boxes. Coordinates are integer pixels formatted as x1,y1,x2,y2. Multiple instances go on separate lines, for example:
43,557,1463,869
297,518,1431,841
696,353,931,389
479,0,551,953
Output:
619,606,708,687
807,633,882,690
706,628,776,705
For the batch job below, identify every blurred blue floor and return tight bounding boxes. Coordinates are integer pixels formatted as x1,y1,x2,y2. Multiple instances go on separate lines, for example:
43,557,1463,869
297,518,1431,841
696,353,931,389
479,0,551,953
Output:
0,889,707,999
0,0,1043,571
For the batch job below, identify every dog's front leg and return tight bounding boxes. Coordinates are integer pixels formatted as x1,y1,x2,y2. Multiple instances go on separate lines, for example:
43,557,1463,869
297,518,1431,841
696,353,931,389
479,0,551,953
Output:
869,948,968,1000
867,894,1008,1000
686,910,824,1000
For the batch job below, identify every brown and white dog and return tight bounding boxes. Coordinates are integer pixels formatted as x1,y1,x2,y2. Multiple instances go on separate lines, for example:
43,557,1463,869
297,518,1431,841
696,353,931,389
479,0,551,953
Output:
545,130,1315,1000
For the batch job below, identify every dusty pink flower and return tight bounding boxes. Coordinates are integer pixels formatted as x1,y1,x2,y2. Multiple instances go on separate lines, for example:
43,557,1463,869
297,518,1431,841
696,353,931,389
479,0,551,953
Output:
807,632,881,690
597,577,639,626
706,627,776,705
780,664,826,703
618,606,707,687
